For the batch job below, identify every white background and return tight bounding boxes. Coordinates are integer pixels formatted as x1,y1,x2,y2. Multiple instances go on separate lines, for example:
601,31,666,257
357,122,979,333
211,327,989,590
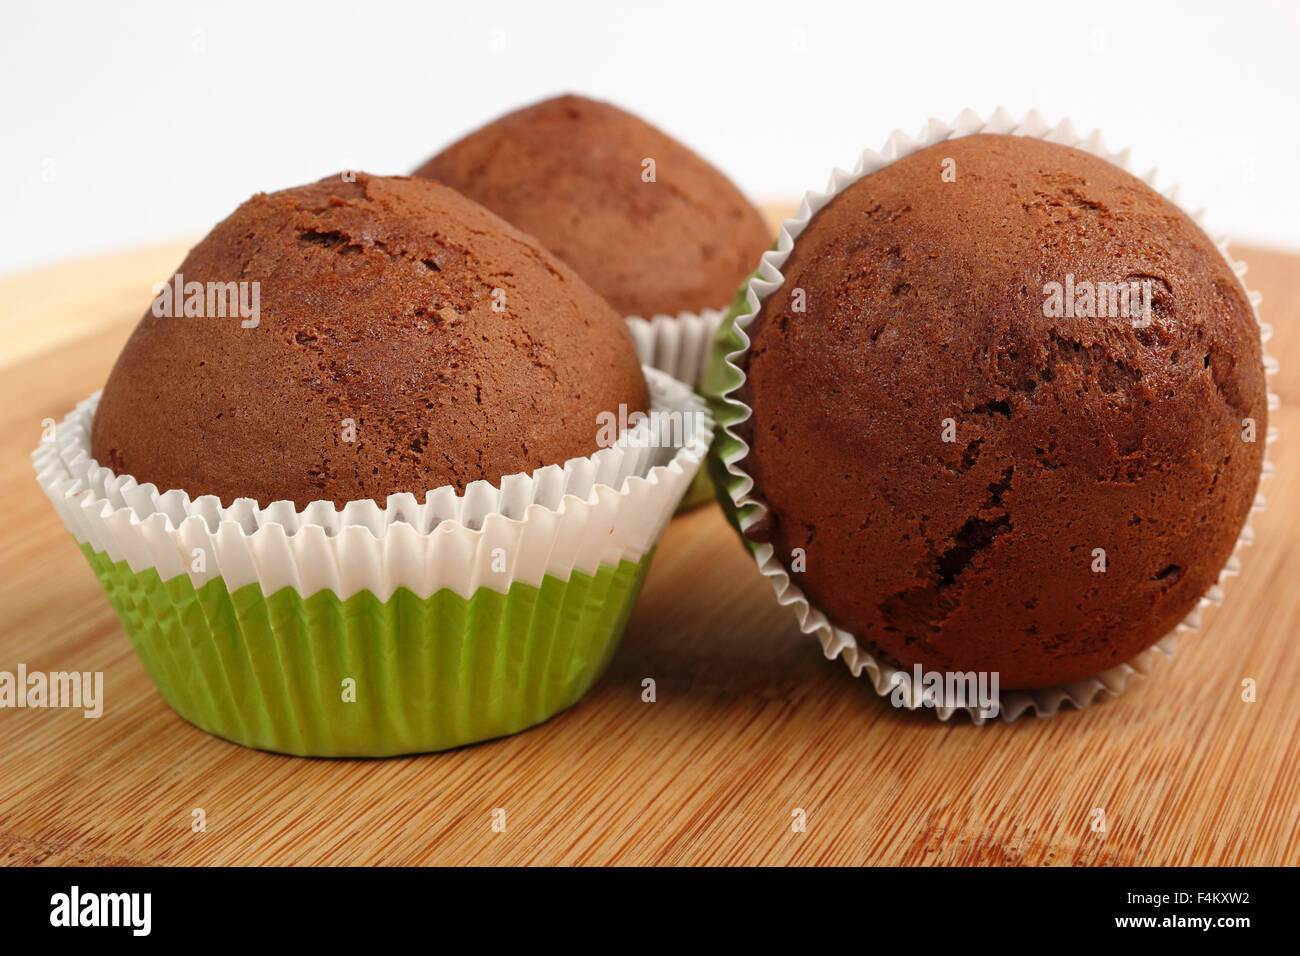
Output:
3,0,1298,275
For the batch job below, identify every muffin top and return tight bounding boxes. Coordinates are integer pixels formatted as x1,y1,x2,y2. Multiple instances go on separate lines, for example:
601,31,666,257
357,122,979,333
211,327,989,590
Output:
738,134,1268,689
414,94,771,318
92,173,649,508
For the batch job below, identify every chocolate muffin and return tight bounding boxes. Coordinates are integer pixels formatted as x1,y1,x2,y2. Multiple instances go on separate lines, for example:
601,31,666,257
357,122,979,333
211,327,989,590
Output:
92,173,649,508
738,134,1268,689
414,94,770,318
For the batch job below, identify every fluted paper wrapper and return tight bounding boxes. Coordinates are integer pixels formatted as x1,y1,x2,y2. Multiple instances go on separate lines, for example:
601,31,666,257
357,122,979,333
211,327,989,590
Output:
627,309,725,510
34,367,713,755
625,309,724,388
702,108,1279,724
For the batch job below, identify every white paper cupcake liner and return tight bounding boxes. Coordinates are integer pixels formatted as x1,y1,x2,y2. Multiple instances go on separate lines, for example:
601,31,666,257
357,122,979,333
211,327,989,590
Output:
32,366,713,602
711,108,1279,723
626,308,725,387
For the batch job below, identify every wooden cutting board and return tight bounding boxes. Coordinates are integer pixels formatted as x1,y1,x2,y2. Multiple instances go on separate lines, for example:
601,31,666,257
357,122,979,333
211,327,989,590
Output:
1,213,1296,866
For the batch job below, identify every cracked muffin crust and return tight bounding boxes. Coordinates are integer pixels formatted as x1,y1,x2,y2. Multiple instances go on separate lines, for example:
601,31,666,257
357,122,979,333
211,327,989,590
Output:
738,134,1267,689
92,173,649,508
414,94,771,319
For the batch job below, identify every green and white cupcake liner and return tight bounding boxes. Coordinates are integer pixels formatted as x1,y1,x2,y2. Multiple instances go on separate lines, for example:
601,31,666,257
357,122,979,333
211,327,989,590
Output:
33,366,712,756
702,108,1279,723
626,308,725,510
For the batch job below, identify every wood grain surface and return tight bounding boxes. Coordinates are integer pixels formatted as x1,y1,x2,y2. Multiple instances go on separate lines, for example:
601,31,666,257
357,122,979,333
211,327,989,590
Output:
0,219,1296,866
